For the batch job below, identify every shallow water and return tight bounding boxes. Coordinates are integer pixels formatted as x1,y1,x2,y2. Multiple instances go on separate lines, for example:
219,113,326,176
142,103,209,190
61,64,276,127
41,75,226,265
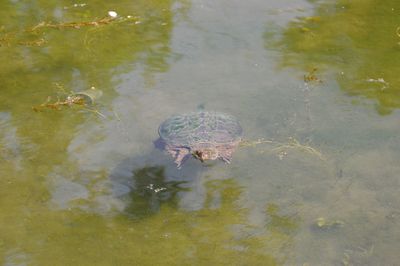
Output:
1,0,400,265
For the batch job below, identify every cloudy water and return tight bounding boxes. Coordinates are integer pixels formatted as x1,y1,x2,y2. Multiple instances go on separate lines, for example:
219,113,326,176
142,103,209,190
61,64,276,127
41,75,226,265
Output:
1,0,399,265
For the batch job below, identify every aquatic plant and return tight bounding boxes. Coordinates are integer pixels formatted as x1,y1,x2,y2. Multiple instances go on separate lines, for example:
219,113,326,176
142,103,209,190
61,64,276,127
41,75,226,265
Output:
267,0,400,114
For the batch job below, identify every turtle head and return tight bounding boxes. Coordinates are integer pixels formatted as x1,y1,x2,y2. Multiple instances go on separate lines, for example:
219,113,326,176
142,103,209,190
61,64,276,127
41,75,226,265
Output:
192,149,218,162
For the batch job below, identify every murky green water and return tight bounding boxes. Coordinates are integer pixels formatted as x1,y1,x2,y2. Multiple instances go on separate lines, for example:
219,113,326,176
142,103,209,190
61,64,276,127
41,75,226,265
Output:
1,0,400,265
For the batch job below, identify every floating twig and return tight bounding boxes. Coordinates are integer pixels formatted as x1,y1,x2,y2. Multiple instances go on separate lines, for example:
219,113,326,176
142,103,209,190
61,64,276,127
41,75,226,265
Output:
18,38,46,47
304,67,322,83
32,95,85,112
1,12,140,47
32,85,105,119
29,12,139,32
0,32,14,47
30,16,116,31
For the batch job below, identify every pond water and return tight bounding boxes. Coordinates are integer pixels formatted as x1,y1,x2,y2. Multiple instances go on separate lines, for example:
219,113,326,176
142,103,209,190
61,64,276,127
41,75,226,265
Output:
1,0,400,265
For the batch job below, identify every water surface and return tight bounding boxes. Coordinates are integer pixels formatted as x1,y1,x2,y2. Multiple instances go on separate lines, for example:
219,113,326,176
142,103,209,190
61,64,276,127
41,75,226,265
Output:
1,0,400,265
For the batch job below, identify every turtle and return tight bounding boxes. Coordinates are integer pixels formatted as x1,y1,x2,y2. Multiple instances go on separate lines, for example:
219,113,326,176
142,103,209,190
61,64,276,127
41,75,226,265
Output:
158,111,243,168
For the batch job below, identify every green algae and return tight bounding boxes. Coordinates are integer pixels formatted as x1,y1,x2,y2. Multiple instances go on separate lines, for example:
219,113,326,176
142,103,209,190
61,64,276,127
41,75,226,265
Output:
0,173,298,265
267,0,400,114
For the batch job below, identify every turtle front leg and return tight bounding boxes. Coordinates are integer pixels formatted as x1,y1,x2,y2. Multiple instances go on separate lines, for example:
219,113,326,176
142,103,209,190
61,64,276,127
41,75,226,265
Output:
220,150,233,164
166,149,177,158
174,149,190,169
165,144,177,157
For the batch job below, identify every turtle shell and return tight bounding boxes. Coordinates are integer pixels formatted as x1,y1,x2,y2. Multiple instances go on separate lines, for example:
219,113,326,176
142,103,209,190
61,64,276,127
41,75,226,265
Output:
158,111,243,147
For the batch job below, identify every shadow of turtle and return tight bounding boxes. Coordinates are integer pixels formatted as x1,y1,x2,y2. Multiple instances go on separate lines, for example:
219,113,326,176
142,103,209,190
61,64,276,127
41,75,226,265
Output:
121,166,190,219
109,144,209,220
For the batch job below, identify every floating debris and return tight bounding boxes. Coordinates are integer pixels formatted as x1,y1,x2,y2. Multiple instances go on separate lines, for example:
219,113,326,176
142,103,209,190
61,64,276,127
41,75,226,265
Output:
30,11,139,31
240,138,275,147
342,245,374,266
30,16,117,31
32,95,85,112
1,12,140,47
271,137,324,160
366,78,386,83
32,85,104,117
18,38,46,47
313,217,344,230
63,3,87,9
0,33,47,47
71,87,103,105
365,77,389,90
108,11,118,18
240,137,324,160
300,27,311,33
304,16,321,23
0,31,14,47
304,68,322,83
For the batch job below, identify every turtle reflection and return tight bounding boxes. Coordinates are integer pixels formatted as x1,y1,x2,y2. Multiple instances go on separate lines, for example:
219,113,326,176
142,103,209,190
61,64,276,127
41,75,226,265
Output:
124,166,188,219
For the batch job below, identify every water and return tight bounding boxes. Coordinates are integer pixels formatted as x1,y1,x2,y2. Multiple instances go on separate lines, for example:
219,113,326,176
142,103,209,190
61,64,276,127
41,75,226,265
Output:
1,0,399,265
